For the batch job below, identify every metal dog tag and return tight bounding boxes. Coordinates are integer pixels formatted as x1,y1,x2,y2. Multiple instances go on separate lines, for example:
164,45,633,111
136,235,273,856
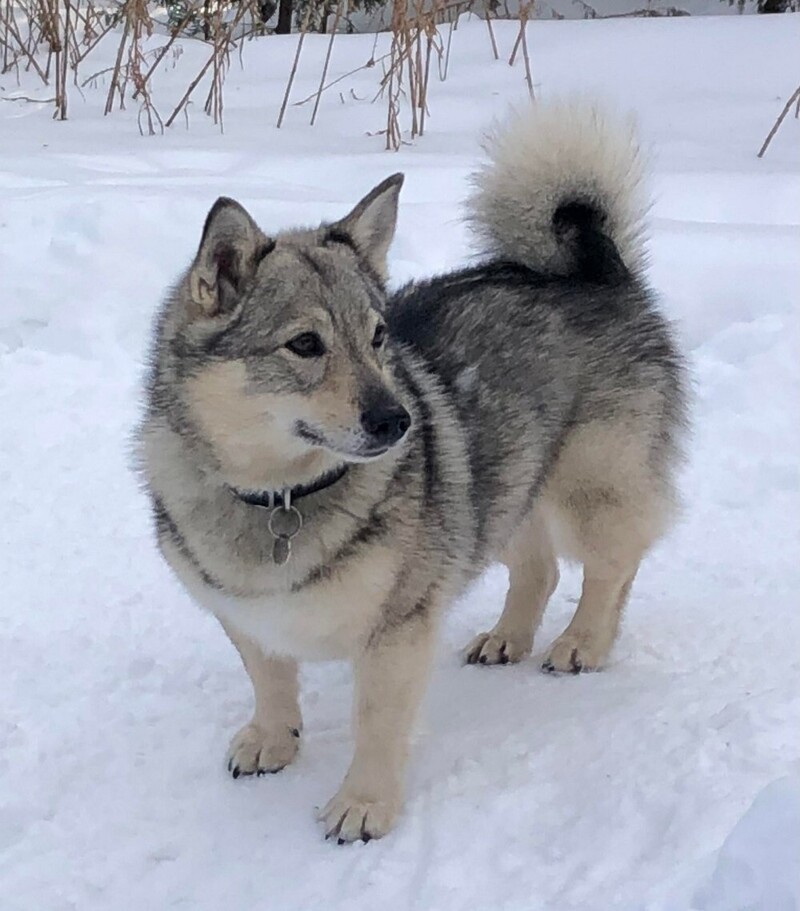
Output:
268,491,303,566
272,536,292,566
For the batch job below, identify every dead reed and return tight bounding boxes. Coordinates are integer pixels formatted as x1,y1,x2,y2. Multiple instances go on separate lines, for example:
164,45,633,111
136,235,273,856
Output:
1,0,525,142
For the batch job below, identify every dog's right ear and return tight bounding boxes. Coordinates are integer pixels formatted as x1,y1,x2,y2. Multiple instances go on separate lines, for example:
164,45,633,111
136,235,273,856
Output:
188,198,272,318
331,173,403,283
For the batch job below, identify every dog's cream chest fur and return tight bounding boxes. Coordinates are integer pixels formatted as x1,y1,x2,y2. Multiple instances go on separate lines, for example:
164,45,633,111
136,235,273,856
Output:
179,543,398,660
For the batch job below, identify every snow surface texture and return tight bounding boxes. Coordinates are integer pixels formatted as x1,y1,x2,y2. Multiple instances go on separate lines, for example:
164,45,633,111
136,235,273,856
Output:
1,14,799,911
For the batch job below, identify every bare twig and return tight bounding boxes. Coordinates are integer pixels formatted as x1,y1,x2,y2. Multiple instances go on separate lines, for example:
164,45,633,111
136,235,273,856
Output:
519,2,534,97
757,84,800,158
2,0,10,72
132,0,205,97
72,14,117,68
2,94,56,101
440,15,454,80
508,20,521,64
419,33,432,134
485,3,498,60
276,0,314,128
292,51,389,106
0,10,48,81
54,0,72,119
311,0,346,126
167,2,250,130
104,14,130,114
165,51,214,126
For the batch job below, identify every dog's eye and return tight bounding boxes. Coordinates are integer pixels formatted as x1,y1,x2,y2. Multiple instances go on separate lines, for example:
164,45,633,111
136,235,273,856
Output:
286,332,326,358
372,324,387,349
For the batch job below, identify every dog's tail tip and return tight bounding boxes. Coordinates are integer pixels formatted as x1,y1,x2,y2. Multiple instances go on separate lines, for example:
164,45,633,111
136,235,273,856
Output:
466,100,650,281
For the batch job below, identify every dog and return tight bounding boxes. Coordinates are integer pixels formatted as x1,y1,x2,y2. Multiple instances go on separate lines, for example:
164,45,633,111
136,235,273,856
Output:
136,101,688,843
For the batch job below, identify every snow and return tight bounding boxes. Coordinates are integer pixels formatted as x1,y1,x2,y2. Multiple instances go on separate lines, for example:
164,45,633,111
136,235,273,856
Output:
650,774,800,911
1,12,799,911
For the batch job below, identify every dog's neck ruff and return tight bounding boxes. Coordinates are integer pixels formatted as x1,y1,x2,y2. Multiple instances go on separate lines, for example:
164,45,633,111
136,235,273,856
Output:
232,463,349,511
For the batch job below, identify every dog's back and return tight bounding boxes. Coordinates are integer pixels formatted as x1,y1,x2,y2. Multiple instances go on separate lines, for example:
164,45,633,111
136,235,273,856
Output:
392,104,687,604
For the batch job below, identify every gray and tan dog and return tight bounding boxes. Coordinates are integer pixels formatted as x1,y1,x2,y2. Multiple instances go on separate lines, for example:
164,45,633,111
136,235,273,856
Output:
137,102,688,843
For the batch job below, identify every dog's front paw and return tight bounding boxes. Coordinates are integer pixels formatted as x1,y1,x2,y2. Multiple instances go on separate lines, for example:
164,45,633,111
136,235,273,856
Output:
464,630,530,666
318,786,401,844
542,633,609,674
227,722,300,778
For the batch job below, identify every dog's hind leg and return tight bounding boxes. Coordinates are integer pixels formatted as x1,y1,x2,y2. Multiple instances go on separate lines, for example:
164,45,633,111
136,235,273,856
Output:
220,619,302,777
539,420,675,673
465,508,559,666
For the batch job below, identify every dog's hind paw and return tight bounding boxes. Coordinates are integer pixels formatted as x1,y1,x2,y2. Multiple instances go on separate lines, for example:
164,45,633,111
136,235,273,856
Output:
464,631,530,666
318,788,401,844
226,722,300,778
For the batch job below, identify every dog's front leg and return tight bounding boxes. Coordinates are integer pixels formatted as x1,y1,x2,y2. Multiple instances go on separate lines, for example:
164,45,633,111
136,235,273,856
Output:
320,610,435,843
220,618,302,777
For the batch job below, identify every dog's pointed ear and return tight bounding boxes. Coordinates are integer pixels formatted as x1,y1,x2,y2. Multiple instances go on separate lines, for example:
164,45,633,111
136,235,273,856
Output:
332,173,404,282
189,197,273,318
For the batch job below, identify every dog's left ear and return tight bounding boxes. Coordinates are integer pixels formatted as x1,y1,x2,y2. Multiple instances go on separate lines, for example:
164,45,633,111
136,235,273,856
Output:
332,173,404,282
188,197,272,318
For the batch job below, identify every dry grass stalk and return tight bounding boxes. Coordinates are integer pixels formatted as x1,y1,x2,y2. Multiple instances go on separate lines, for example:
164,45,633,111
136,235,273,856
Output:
3,0,505,143
757,84,800,158
75,8,127,69
385,41,401,149
485,2,498,59
53,0,72,118
131,0,207,101
508,0,534,96
276,0,316,128
1,2,49,82
166,0,252,130
439,14,454,80
419,30,433,133
204,6,226,125
103,11,130,114
310,0,346,126
292,50,389,107
124,0,162,133
2,0,10,72
519,1,533,96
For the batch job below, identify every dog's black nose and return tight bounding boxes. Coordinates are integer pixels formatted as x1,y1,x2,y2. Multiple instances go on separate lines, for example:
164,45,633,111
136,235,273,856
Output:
360,404,411,448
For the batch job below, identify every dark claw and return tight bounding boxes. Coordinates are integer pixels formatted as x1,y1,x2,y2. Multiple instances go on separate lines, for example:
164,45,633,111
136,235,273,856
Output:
290,728,300,738
326,811,348,843
479,654,487,664
232,766,241,779
569,648,582,674
361,833,372,844
542,660,555,673
499,643,509,665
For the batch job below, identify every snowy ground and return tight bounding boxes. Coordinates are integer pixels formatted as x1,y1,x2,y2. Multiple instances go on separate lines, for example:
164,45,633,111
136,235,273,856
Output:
2,13,799,911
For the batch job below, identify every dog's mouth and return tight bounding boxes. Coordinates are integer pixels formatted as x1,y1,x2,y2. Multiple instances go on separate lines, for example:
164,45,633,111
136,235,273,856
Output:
294,420,393,463
294,420,327,448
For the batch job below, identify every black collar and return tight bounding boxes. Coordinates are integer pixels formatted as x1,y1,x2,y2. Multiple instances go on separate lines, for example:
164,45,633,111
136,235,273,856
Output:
233,464,349,510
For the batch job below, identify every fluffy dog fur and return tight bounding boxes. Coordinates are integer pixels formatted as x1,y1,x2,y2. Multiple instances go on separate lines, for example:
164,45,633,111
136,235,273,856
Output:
137,101,688,843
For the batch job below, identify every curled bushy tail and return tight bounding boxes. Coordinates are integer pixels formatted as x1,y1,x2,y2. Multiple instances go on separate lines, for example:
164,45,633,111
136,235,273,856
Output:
467,101,649,281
